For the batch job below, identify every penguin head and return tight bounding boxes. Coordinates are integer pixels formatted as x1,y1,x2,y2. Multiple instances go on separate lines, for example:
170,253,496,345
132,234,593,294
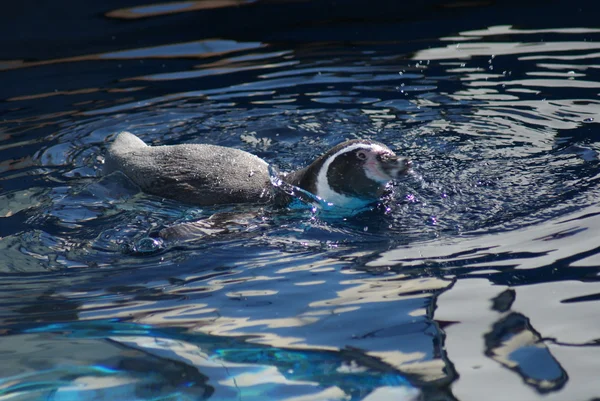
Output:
314,139,411,207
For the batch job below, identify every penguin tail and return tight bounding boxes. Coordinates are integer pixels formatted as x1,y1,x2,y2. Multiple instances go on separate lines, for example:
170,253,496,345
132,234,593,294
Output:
103,131,148,174
110,131,148,154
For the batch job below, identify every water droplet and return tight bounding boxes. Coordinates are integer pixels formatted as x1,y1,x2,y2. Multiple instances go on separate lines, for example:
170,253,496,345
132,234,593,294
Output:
363,226,369,232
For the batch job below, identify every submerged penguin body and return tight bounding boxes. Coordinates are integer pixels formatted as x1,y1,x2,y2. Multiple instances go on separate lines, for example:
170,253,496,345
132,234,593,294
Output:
104,131,411,208
104,132,273,206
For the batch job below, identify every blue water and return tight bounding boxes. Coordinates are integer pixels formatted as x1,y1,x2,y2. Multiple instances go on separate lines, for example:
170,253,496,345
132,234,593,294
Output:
2,1,600,400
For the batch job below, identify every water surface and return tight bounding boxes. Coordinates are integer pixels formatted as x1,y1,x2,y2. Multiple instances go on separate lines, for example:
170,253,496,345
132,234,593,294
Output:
1,1,600,400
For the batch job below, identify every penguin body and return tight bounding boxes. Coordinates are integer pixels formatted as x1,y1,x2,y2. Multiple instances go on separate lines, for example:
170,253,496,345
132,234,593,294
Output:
104,132,410,208
104,132,273,206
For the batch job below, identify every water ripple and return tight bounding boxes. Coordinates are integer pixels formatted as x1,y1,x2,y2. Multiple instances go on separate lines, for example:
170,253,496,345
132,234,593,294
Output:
2,5,600,400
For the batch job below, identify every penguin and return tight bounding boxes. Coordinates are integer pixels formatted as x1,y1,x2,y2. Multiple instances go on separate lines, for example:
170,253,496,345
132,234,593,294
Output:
104,131,411,210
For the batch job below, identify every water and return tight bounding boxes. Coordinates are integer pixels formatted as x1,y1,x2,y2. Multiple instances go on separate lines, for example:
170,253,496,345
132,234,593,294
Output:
1,1,600,400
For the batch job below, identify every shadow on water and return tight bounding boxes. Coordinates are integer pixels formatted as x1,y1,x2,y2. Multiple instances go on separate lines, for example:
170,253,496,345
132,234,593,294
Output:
2,0,600,400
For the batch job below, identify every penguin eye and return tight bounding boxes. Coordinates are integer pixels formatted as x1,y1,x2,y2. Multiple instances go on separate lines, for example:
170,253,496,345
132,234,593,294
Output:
356,150,368,160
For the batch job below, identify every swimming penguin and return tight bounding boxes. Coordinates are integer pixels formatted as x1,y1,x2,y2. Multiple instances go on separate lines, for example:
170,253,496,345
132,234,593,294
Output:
104,131,411,209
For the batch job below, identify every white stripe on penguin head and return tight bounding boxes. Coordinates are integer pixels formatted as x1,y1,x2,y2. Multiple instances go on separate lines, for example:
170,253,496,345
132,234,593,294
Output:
315,143,390,206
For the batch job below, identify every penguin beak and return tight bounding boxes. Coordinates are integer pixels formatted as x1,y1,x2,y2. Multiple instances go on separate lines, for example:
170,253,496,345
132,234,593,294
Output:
379,154,412,179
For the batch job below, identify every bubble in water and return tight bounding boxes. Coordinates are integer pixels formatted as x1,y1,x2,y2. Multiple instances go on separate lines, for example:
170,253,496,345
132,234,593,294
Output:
133,237,163,253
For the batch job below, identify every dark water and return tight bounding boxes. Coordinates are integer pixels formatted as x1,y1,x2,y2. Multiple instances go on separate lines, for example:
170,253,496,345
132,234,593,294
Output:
2,1,600,400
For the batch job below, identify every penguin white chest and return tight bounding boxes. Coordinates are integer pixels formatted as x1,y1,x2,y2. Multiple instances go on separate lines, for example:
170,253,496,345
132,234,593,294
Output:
314,183,374,210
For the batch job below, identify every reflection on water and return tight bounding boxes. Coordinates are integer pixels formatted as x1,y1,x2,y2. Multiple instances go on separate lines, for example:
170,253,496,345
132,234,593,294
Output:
0,39,263,74
1,321,420,401
1,1,600,400
107,0,257,20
